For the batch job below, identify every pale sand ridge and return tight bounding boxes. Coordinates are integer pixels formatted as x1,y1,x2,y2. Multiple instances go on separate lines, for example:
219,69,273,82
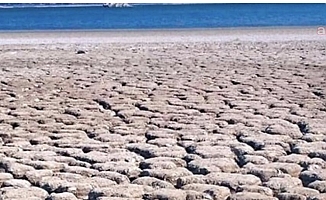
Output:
0,27,325,44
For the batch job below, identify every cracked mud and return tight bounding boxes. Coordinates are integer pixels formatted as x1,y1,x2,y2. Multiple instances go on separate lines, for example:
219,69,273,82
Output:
0,40,326,200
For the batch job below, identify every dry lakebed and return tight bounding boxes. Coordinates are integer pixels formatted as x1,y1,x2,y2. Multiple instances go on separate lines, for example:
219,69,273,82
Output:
0,28,326,200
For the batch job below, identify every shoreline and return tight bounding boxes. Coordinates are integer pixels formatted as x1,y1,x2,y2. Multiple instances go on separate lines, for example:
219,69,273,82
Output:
0,26,325,45
0,25,322,33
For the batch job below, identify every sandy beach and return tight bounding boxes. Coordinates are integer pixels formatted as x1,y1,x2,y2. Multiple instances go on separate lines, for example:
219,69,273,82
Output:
0,28,326,200
0,27,326,44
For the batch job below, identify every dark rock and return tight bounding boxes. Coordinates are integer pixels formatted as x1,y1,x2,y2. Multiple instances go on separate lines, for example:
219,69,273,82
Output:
76,50,86,54
297,121,310,134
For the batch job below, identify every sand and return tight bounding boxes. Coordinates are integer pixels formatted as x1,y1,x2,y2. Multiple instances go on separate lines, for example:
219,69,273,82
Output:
0,26,326,44
0,27,326,200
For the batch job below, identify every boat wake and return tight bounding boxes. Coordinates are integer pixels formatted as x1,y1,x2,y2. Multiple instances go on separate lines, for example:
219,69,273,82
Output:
102,3,132,8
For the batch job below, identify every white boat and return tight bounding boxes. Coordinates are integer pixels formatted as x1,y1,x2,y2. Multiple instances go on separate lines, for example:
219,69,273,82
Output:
102,3,132,8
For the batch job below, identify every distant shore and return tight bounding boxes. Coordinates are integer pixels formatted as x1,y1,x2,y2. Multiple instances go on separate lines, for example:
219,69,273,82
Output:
0,26,325,45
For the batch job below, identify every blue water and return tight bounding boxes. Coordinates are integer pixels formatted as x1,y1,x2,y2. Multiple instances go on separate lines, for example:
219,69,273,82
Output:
0,4,326,31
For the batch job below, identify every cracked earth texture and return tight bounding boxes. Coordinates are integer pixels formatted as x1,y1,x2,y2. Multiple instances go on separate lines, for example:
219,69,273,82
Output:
0,39,326,200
